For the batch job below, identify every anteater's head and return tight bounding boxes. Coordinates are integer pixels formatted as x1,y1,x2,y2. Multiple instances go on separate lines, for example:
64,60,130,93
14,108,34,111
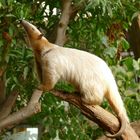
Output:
20,20,49,50
20,20,43,40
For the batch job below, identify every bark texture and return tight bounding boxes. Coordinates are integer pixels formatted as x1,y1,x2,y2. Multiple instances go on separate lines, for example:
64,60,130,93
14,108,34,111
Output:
0,89,139,140
128,14,140,59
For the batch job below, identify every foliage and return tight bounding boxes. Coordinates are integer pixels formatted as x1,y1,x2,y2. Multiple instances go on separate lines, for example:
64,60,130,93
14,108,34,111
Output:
0,0,140,139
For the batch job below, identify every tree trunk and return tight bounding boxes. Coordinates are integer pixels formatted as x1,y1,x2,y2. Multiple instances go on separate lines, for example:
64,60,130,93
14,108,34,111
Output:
128,14,140,59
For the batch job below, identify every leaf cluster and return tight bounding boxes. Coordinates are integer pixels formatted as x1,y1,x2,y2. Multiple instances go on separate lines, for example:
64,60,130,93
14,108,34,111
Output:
0,0,140,139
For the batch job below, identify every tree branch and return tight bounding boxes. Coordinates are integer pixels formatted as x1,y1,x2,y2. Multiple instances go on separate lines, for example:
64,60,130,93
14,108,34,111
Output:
128,14,140,60
51,90,139,140
0,79,5,105
0,31,12,105
55,0,72,46
0,91,18,121
0,89,139,140
0,89,42,131
47,0,88,45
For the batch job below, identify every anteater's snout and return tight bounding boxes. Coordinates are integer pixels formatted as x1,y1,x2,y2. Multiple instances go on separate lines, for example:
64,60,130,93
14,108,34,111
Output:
19,20,31,30
16,19,24,25
19,20,34,28
20,19,42,37
19,19,27,25
19,19,23,23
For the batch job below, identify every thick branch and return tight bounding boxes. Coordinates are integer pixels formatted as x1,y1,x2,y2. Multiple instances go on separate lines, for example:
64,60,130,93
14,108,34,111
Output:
0,79,5,105
0,32,12,104
0,89,42,131
0,89,139,140
48,0,87,45
51,90,139,140
55,0,72,46
128,14,140,59
0,91,18,121
98,121,140,140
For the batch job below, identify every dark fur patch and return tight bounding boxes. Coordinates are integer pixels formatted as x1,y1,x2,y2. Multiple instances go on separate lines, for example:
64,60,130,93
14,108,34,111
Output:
38,34,43,40
42,49,53,57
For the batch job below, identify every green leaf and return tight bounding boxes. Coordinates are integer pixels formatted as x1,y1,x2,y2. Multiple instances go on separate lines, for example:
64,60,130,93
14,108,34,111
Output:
0,41,4,47
9,26,14,36
5,14,16,18
23,66,29,79
133,60,140,71
121,38,130,50
104,47,117,58
122,57,133,71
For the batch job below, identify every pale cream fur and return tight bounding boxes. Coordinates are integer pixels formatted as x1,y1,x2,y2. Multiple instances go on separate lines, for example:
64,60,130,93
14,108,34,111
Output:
21,20,129,137
41,45,129,122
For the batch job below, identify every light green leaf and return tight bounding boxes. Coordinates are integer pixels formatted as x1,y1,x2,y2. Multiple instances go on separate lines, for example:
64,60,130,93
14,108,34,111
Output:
133,60,140,71
23,66,29,79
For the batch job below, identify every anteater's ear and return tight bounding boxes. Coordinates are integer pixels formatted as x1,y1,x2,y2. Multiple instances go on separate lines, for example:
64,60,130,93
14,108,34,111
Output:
38,33,43,39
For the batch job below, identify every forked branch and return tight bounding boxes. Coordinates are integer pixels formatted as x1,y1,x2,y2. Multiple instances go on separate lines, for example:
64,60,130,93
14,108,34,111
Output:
0,89,139,140
0,89,42,131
